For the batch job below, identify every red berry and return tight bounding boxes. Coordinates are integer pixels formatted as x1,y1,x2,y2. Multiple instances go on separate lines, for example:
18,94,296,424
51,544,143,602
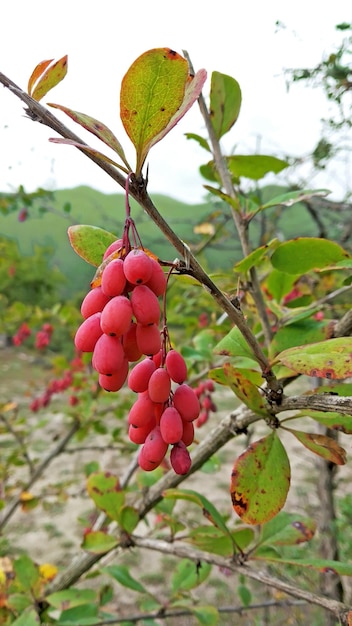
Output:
74,312,103,352
100,295,133,336
148,367,171,403
139,426,168,467
103,238,123,260
160,406,183,444
145,258,167,296
101,258,126,297
128,393,156,427
181,420,194,446
173,384,200,422
98,358,128,392
122,322,142,362
136,323,161,355
129,421,155,444
123,249,153,285
170,441,192,475
165,349,187,384
130,285,160,325
128,358,156,393
81,287,111,319
92,334,124,375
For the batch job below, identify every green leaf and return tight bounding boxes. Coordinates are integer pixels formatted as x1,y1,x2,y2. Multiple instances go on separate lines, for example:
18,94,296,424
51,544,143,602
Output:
284,428,347,465
120,48,206,175
186,525,254,556
275,337,352,379
260,188,330,210
210,71,242,139
300,411,352,434
231,431,290,524
265,270,300,303
234,240,279,274
13,554,39,590
260,555,352,577
271,237,350,274
47,588,97,610
213,326,257,362
11,608,39,626
48,104,131,170
222,363,269,416
171,559,212,593
119,505,139,533
227,154,289,181
68,225,117,267
269,320,327,360
185,133,211,152
101,565,148,594
29,55,68,102
58,603,99,625
191,605,219,625
86,472,125,521
81,530,119,554
238,584,252,607
259,511,317,546
163,488,232,539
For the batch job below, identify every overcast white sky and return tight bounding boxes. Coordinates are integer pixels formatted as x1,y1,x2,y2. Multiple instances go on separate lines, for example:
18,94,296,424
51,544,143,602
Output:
0,1,351,203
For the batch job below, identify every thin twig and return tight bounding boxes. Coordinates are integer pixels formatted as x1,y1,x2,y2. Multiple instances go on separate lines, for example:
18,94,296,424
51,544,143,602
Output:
0,411,35,475
0,419,80,530
130,535,351,624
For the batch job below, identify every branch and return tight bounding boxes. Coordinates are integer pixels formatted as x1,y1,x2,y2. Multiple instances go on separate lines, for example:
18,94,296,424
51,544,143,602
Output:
0,70,282,398
130,536,351,624
46,386,352,592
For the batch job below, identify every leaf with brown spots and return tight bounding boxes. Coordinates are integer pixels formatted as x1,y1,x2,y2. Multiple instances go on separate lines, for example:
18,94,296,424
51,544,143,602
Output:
120,48,206,175
284,428,347,465
222,363,270,417
67,225,117,266
86,472,125,522
257,511,317,549
274,337,352,379
231,431,290,525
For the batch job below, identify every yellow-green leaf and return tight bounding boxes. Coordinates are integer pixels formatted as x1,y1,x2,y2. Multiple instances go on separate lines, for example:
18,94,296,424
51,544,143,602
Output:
30,55,68,102
120,48,189,175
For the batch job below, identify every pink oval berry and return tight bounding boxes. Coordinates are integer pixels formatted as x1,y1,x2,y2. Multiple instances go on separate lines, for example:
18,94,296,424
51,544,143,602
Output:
148,367,171,403
123,249,153,285
165,349,187,384
74,312,103,352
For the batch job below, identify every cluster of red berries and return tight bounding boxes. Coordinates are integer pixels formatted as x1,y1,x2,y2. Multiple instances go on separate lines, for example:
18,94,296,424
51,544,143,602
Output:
74,239,167,392
12,322,31,346
128,348,200,474
35,323,54,349
74,234,202,474
30,370,73,412
194,379,217,428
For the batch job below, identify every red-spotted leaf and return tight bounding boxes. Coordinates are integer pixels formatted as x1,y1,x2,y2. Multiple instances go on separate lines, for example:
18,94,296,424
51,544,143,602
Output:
29,55,68,102
210,71,242,139
81,530,119,554
258,512,317,547
284,428,347,465
231,431,290,525
274,337,352,379
86,472,125,521
271,237,350,275
68,225,117,266
28,59,53,94
222,363,270,417
48,104,131,170
120,48,206,175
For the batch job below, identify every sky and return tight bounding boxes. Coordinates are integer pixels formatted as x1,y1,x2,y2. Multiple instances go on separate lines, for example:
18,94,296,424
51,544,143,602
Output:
0,1,351,204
